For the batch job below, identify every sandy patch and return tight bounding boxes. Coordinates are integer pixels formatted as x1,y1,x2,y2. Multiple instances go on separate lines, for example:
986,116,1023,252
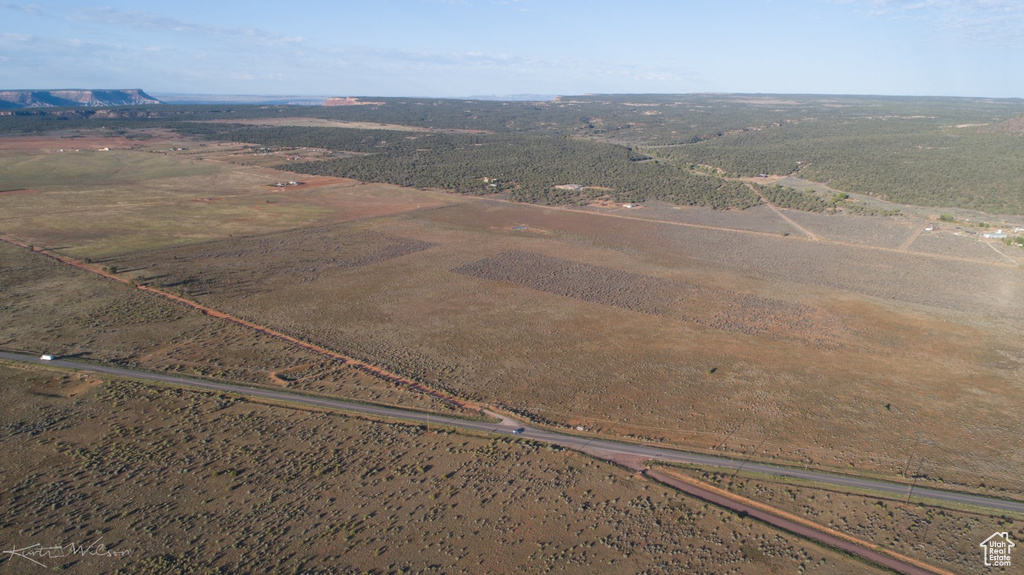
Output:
197,117,492,135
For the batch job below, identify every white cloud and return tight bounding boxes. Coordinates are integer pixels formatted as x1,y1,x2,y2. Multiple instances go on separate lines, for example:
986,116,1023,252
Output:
1,2,306,49
66,6,307,47
850,0,1024,42
0,1,44,14
0,32,33,42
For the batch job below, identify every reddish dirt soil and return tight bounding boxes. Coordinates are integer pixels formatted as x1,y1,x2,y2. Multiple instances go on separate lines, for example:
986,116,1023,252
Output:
200,117,492,135
646,469,954,575
0,234,477,413
252,172,362,190
588,198,642,209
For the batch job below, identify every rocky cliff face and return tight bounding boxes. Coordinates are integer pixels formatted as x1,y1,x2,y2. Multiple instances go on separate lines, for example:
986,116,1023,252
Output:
0,89,162,109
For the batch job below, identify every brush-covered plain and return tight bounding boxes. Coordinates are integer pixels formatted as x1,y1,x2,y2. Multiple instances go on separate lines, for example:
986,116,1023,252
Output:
0,365,877,574
111,194,1024,500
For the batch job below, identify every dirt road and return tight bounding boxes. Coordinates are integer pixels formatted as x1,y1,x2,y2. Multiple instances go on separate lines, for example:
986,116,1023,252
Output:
746,183,821,240
645,469,953,575
0,351,972,575
464,195,1018,268
0,235,477,412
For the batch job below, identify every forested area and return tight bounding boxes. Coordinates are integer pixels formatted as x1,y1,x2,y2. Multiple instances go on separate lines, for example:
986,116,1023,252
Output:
660,115,1024,214
757,184,830,213
243,127,761,208
4,93,1024,213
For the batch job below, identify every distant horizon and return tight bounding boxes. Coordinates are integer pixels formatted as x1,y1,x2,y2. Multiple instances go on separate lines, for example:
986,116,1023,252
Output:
5,89,1019,103
153,90,1024,100
7,88,1024,102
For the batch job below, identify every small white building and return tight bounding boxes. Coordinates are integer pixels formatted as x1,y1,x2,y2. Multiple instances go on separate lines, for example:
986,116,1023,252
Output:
983,230,1008,239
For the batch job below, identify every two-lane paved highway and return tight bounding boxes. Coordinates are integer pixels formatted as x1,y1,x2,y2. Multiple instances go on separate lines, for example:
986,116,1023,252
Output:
3,350,1023,515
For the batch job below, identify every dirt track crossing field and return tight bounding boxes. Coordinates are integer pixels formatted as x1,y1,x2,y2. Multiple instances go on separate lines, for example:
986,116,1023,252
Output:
4,129,1024,572
644,470,953,575
747,183,821,240
0,235,477,413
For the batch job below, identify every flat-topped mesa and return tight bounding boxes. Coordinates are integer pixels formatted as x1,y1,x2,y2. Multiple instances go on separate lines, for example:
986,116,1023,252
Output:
0,89,162,109
323,96,385,106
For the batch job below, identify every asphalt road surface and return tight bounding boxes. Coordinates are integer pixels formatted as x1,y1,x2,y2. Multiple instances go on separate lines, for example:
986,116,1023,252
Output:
4,350,1023,516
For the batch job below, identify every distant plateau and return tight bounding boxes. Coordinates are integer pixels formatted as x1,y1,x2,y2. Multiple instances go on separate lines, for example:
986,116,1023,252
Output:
0,89,162,109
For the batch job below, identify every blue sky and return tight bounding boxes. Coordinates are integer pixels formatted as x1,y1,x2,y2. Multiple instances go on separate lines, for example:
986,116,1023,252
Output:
1,0,1022,98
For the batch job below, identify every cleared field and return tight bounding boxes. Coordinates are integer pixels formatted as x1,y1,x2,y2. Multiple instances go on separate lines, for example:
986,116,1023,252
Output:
198,116,491,134
0,364,876,574
637,219,1023,321
0,132,166,153
111,197,1024,499
608,201,797,235
0,148,220,188
908,230,1017,263
426,201,1024,321
783,210,917,249
0,138,452,257
0,242,464,415
453,250,843,345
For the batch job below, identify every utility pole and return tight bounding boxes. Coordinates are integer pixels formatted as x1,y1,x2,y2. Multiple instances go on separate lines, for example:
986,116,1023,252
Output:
904,457,925,507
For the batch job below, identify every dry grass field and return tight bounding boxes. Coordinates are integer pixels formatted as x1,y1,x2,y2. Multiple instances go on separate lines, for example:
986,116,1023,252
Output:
782,210,917,249
452,250,843,345
658,464,1023,575
109,193,1024,497
611,201,799,236
907,230,1016,263
0,364,877,574
0,242,466,416
3,130,1023,570
0,133,452,258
